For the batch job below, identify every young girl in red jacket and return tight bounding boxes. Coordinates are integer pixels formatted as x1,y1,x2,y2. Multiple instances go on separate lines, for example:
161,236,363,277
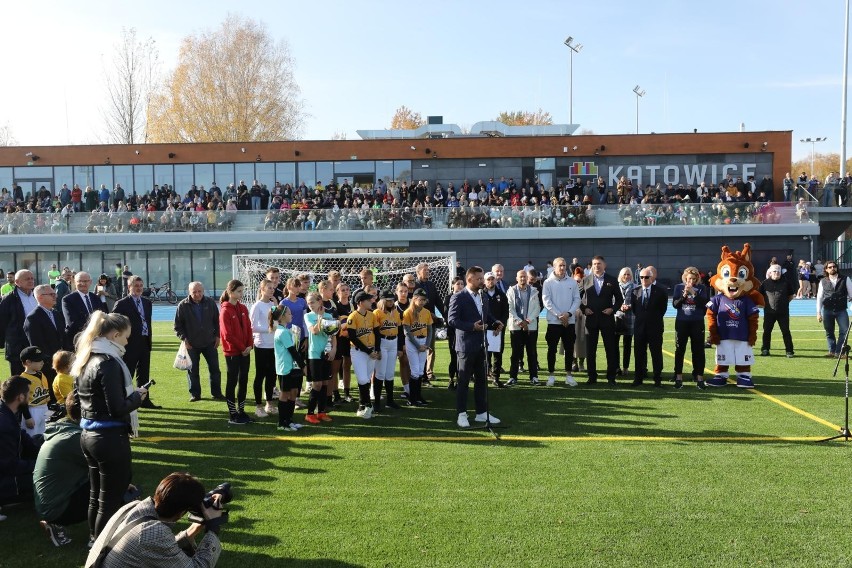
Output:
220,279,253,424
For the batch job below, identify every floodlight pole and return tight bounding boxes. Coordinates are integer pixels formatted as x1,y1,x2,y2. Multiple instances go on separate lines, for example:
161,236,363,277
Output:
633,85,646,134
564,37,583,125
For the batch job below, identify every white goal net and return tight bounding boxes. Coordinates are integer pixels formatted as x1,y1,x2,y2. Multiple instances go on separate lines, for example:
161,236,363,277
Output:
233,252,457,303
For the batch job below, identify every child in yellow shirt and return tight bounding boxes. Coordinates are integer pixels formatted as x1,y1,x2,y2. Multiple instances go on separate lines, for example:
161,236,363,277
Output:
19,346,51,437
51,350,75,404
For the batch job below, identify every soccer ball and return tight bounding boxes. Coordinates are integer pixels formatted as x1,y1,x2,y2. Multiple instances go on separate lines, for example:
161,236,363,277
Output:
321,319,340,336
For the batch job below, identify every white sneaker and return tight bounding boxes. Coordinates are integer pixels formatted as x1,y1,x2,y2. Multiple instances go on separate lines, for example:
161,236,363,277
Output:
362,406,373,419
474,412,501,424
255,405,268,418
546,375,556,387
457,412,471,428
289,422,303,430
272,386,280,398
294,399,306,409
265,402,277,414
530,377,539,385
565,374,578,387
356,406,367,417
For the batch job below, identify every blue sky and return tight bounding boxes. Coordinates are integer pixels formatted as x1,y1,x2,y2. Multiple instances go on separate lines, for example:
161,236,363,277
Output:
3,0,847,160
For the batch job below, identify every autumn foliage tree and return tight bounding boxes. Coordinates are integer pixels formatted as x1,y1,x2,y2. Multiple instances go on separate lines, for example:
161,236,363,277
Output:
390,106,425,130
495,109,553,126
147,14,304,143
791,152,852,183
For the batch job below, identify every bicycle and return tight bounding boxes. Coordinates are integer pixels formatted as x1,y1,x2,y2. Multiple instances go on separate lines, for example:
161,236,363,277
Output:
144,280,178,304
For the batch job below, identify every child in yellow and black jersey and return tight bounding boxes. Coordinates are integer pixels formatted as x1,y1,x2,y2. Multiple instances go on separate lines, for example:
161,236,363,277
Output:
347,291,381,418
402,289,433,406
373,290,402,409
19,346,51,436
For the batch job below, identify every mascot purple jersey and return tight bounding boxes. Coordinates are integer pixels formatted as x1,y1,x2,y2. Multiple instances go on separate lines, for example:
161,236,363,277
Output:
706,295,760,343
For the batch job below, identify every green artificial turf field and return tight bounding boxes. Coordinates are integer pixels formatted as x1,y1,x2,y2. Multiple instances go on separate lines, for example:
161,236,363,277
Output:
4,318,852,567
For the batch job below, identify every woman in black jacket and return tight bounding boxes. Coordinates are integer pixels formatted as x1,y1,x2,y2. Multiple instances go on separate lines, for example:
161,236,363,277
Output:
74,312,148,538
672,267,710,389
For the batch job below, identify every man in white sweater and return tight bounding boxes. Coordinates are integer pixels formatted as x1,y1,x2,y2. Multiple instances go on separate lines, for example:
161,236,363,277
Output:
542,257,582,386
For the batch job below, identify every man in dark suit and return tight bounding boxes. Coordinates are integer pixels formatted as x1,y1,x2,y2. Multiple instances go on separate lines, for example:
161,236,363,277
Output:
448,266,502,428
482,271,509,387
414,262,447,385
24,284,68,403
581,256,624,385
113,275,160,409
0,269,37,375
61,271,106,346
621,266,668,387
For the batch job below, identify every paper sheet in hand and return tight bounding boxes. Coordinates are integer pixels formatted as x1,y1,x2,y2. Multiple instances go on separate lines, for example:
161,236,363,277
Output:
487,330,501,352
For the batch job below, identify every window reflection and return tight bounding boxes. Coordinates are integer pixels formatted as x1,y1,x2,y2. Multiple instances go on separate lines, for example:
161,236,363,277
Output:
170,251,192,292
297,162,315,188
114,166,133,195
195,164,214,188
192,250,214,293
214,164,234,188
94,166,114,192
154,164,174,189
134,165,154,195
276,163,295,186
316,162,334,186
175,164,194,193
235,164,254,186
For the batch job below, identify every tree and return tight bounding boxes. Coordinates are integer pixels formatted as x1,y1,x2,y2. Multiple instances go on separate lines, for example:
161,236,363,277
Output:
390,106,425,130
791,152,852,183
102,27,159,144
495,109,553,126
330,130,347,140
147,14,304,143
0,122,16,146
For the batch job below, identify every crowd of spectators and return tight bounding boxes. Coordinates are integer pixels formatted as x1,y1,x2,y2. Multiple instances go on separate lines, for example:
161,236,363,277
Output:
0,170,839,234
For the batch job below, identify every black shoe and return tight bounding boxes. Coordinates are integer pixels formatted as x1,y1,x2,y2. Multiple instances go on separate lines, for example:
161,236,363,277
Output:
696,380,707,390
405,399,415,407
674,379,683,389
211,394,226,401
653,380,663,388
631,379,644,387
189,396,200,402
422,378,434,388
413,399,428,407
760,349,769,356
493,379,507,388
386,401,401,409
505,377,518,386
607,379,617,386
140,399,162,409
571,363,579,373
400,392,410,399
586,378,598,385
616,368,624,376
447,381,457,390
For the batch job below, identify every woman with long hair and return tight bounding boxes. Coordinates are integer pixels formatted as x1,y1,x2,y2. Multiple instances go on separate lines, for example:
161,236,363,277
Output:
220,279,253,424
250,278,277,418
334,282,353,402
572,267,588,372
304,291,336,424
74,312,147,538
615,267,636,376
271,305,305,431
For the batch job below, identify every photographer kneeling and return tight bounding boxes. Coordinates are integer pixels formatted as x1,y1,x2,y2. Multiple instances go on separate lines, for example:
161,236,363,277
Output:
86,472,225,568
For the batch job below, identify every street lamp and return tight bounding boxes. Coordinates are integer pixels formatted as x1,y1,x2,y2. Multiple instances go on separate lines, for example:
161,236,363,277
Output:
800,137,827,175
564,37,583,125
633,85,646,134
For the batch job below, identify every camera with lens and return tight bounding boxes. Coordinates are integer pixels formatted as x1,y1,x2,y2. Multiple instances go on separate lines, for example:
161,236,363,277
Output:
187,482,233,526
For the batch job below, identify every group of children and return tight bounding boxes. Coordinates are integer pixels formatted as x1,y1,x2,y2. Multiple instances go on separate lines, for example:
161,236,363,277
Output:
17,346,75,438
221,274,436,432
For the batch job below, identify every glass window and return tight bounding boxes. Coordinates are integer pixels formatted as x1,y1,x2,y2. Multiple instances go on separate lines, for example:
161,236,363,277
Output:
74,166,94,189
316,162,333,186
192,250,215,294
0,167,11,192
175,165,194,194
14,166,53,179
58,251,80,272
54,167,73,192
255,163,274,190
125,252,148,286
170,251,192,293
195,164,214,188
17,252,36,274
394,160,411,183
535,157,556,170
332,160,375,175
215,164,234,188
147,251,169,289
154,164,174,190
114,166,133,196
37,253,60,285
376,161,393,185
103,253,124,284
276,163,295,185
234,164,254,186
81,251,102,277
214,250,235,296
94,166,114,191
297,162,316,187
0,252,16,276
134,165,154,196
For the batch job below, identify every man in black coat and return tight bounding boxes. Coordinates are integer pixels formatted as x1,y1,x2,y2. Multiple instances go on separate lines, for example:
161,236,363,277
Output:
61,271,106,347
482,270,509,387
24,284,68,403
414,262,447,385
113,275,160,409
0,270,37,376
581,256,624,384
622,266,668,386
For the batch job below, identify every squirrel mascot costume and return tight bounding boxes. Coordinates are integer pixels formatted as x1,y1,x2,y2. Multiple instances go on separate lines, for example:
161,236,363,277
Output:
705,243,763,388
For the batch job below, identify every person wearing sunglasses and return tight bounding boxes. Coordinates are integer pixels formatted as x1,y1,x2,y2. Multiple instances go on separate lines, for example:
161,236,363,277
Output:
816,262,852,357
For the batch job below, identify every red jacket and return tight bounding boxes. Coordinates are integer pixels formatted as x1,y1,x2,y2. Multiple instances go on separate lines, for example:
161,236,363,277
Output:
219,301,252,356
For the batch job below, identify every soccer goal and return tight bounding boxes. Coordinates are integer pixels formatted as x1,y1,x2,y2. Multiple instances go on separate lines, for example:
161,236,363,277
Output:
233,252,457,303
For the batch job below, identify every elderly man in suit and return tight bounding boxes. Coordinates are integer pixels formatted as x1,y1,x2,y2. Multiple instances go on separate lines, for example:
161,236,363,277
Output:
0,269,37,375
448,266,502,428
414,262,447,386
61,271,106,347
113,275,161,409
621,266,668,387
581,256,624,385
24,284,68,403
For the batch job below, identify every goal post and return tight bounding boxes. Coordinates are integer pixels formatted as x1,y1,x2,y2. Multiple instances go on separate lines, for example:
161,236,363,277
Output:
232,252,457,304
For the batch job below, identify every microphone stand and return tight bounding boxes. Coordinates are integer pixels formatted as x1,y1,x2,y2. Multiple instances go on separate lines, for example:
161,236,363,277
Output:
818,321,852,443
469,288,507,440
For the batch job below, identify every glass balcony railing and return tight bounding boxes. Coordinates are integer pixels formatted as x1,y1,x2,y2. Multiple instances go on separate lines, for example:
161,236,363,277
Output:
0,202,816,236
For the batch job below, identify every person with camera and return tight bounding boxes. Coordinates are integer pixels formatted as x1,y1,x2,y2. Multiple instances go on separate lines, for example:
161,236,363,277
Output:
85,472,225,568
